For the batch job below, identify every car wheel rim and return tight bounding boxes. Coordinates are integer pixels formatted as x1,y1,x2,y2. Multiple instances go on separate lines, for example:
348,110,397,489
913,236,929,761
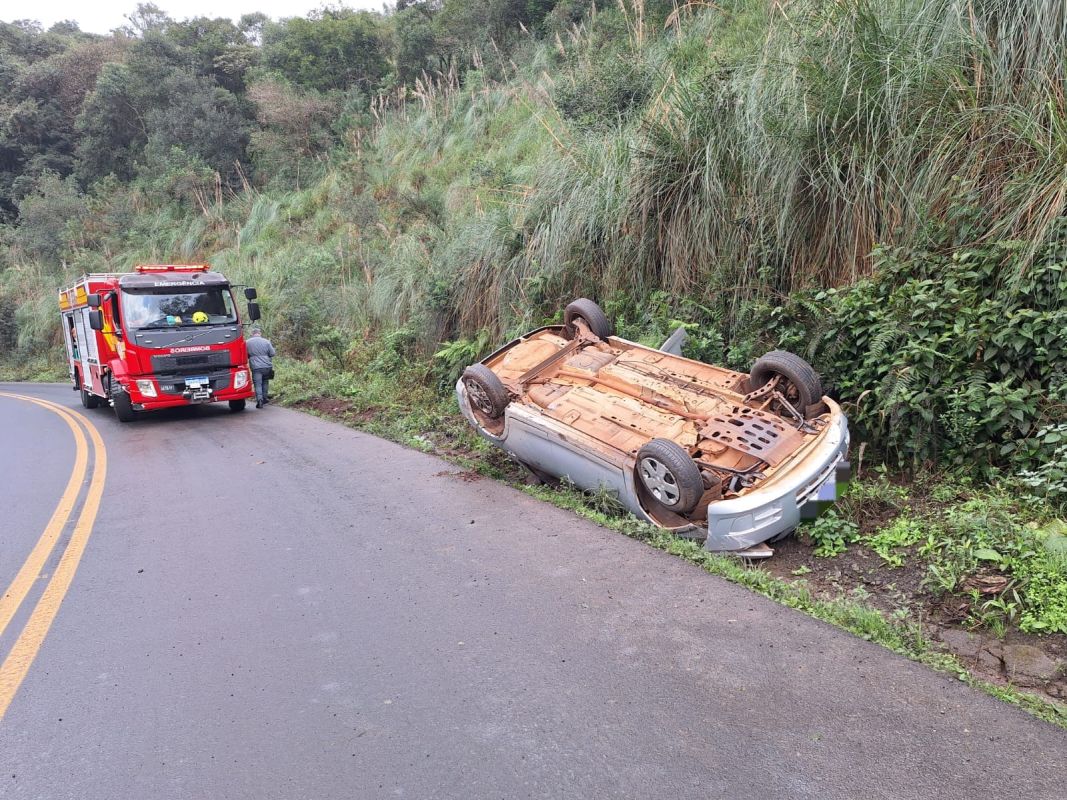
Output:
639,457,680,506
466,380,492,414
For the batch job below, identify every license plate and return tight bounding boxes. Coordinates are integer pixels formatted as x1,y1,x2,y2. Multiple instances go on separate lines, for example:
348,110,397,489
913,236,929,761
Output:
185,376,209,388
801,469,840,520
816,471,838,502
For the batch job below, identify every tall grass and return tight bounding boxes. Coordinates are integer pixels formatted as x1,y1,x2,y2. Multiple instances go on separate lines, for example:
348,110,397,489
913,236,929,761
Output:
351,0,1067,343
509,0,1067,336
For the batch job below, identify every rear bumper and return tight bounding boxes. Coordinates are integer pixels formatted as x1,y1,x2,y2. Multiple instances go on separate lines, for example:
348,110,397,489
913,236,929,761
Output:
704,412,850,552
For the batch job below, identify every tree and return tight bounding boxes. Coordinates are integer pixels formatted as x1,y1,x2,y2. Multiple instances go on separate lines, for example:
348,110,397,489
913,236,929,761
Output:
74,62,148,183
393,4,441,85
434,0,556,54
247,79,338,188
0,20,66,64
164,16,252,92
142,74,249,177
0,24,118,218
13,171,86,262
261,9,389,93
238,13,269,46
75,35,250,185
123,3,172,36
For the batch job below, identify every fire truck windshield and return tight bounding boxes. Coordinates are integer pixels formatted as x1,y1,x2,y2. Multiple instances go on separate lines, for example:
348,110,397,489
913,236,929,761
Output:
121,288,237,330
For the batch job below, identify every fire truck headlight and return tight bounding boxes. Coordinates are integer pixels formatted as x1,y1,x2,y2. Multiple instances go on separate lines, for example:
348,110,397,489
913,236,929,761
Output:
136,379,158,398
234,369,249,390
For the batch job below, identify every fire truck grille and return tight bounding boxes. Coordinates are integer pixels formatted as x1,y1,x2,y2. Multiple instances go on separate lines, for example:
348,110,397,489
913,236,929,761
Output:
151,351,233,374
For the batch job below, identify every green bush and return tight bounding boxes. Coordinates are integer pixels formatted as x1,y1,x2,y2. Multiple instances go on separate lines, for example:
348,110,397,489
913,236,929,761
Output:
1019,426,1067,512
554,51,651,130
865,515,926,568
767,218,1067,471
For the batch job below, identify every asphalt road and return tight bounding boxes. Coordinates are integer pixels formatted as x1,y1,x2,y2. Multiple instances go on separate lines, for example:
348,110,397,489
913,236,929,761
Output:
1,382,1064,799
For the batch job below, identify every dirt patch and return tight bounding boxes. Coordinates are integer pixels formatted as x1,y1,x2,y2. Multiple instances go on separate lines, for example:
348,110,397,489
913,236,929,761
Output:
434,469,483,483
296,397,383,424
766,535,929,616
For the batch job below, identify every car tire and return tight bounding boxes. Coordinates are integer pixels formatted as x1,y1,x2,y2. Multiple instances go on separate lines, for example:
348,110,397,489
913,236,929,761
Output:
750,350,823,417
112,384,135,423
563,298,613,340
229,399,246,412
462,364,510,419
636,438,704,515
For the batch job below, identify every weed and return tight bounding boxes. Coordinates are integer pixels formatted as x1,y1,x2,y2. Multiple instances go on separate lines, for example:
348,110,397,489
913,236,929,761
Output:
866,515,927,567
1018,425,1067,512
804,511,859,558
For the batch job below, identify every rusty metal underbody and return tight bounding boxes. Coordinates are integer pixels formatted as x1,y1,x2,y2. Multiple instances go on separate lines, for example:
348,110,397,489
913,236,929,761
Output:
486,330,821,503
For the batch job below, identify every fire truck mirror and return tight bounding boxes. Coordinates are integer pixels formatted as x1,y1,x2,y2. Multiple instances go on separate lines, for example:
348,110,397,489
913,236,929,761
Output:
87,293,102,308
244,287,258,300
88,310,104,331
247,302,261,322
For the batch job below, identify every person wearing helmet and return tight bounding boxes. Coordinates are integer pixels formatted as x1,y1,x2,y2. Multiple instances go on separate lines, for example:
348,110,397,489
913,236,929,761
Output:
246,327,276,408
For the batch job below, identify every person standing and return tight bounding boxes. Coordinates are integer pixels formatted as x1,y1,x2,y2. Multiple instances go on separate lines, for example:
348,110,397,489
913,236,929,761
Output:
246,328,276,408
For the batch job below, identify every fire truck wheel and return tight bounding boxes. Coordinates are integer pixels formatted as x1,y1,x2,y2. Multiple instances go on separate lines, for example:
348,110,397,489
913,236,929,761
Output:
112,386,136,423
80,387,100,409
228,399,246,412
77,372,100,409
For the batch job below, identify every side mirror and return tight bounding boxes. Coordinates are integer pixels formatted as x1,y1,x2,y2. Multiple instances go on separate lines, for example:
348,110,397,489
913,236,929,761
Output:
88,310,104,331
247,302,261,322
244,287,258,300
87,293,102,308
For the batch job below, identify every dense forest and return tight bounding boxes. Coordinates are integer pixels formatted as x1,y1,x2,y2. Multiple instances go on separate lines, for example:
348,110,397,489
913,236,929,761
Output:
2,1,1066,636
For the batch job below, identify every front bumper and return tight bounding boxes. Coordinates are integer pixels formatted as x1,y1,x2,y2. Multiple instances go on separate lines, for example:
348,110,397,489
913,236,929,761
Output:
704,412,850,553
126,368,254,410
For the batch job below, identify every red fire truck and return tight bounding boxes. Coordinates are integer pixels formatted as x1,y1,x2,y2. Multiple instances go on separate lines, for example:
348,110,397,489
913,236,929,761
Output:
59,264,260,422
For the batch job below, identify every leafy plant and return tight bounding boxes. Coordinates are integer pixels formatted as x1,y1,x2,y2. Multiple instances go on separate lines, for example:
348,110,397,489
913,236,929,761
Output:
1018,425,1067,511
866,516,926,568
767,229,1067,471
432,329,494,388
804,511,860,558
312,325,350,369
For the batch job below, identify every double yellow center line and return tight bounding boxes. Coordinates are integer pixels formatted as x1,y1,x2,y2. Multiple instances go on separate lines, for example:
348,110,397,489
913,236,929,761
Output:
0,392,107,721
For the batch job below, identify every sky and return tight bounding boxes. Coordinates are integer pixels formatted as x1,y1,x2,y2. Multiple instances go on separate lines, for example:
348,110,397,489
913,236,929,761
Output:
4,1,384,35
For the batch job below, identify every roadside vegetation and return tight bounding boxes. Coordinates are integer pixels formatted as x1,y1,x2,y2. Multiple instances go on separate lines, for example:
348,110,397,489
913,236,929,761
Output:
1,1,1064,710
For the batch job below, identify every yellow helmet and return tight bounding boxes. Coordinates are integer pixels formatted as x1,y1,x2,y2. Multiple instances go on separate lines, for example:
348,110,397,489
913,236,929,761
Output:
192,311,209,324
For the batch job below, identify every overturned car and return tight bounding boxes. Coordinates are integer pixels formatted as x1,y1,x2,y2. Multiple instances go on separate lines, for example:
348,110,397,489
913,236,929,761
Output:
456,299,849,557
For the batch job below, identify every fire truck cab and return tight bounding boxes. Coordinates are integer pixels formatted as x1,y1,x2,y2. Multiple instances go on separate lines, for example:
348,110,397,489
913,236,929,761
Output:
59,264,260,422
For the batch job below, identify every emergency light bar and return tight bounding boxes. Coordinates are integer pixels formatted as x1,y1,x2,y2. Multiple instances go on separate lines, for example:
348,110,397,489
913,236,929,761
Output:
134,264,211,273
